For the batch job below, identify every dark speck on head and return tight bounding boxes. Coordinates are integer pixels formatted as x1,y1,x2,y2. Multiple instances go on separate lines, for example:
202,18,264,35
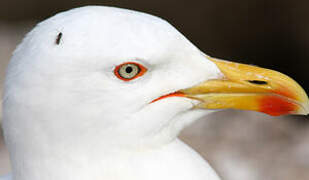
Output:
55,32,62,45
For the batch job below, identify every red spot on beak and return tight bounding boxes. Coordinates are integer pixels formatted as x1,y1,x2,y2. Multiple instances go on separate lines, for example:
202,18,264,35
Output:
259,95,298,116
151,92,185,103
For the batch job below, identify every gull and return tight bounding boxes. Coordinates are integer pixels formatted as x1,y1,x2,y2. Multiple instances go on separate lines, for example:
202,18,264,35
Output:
1,6,308,180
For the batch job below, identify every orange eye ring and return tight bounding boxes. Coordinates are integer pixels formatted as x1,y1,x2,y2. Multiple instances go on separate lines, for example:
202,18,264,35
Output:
114,62,147,81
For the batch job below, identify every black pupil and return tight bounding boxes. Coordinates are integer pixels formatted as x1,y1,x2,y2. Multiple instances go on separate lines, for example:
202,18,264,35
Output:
126,66,133,73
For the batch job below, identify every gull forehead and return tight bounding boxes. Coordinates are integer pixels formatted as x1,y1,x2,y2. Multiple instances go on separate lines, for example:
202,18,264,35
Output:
25,6,200,64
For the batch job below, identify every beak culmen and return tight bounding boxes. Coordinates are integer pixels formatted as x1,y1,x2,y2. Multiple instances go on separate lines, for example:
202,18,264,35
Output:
181,57,309,116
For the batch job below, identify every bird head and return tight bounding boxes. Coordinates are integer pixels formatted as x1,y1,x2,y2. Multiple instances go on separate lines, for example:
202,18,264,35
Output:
3,6,308,151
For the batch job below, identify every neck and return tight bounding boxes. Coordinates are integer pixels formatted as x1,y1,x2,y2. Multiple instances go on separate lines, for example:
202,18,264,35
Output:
7,138,218,180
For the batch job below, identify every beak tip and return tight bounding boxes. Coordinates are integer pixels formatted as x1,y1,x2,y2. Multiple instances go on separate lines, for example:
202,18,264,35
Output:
299,101,309,115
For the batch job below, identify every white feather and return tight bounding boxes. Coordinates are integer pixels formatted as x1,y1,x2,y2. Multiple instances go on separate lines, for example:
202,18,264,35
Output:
2,6,222,180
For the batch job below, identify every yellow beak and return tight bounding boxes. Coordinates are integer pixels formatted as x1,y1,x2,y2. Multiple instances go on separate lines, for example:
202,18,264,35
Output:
180,57,309,116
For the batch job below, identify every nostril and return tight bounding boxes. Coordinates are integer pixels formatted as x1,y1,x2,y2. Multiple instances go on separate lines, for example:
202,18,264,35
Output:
247,80,268,85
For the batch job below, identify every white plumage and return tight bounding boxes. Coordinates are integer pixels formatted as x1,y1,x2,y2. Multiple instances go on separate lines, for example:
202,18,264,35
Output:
1,6,222,180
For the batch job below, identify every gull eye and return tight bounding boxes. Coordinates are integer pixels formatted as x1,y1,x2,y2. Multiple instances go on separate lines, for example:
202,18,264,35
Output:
114,62,147,81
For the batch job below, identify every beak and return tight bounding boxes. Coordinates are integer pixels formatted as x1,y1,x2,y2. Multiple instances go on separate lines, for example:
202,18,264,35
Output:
180,57,309,116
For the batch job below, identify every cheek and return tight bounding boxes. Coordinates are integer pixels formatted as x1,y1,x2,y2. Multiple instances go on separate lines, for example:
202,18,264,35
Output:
131,97,194,129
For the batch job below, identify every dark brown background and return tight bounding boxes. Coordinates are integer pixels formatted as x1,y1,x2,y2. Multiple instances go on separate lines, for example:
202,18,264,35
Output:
1,0,309,179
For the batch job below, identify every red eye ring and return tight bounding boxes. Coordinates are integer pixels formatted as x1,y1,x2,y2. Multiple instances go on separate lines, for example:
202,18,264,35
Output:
114,62,147,81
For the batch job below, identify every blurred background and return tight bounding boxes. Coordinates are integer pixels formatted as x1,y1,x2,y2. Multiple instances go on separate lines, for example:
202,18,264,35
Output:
1,0,309,179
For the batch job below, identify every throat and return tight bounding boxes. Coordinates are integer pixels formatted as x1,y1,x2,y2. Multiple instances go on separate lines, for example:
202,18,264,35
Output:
9,139,216,180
